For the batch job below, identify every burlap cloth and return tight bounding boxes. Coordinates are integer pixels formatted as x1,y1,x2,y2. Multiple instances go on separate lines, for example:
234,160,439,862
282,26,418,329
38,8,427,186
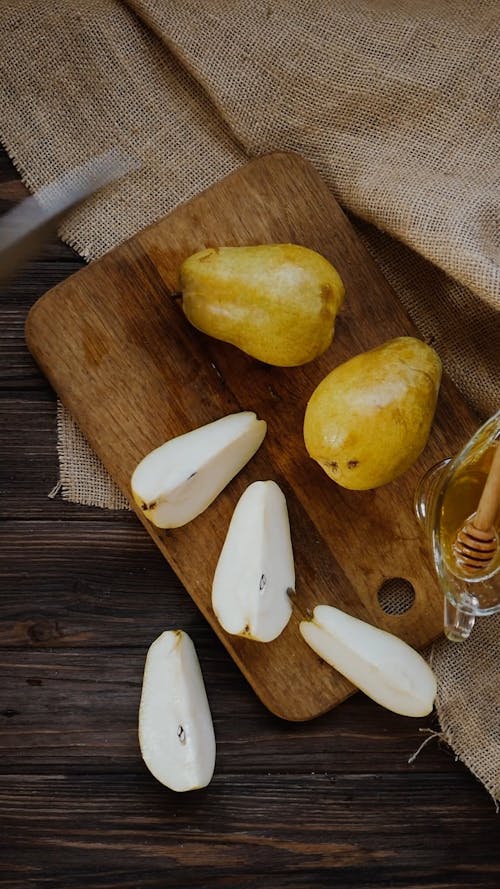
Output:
1,0,499,801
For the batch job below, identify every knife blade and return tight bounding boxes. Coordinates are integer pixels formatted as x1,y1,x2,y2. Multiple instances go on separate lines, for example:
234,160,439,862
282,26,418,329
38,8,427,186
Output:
0,148,139,284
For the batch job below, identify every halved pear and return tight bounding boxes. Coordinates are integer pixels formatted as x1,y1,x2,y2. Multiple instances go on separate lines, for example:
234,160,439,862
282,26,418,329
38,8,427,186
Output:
131,412,267,528
138,630,216,792
212,480,295,642
300,605,437,717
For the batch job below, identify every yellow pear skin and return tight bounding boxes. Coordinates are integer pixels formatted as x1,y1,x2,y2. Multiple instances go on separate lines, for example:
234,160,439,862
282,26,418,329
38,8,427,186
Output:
180,244,345,366
303,337,442,490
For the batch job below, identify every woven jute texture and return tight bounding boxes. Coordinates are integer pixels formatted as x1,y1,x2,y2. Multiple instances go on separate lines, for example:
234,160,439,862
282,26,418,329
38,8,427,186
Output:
1,0,499,800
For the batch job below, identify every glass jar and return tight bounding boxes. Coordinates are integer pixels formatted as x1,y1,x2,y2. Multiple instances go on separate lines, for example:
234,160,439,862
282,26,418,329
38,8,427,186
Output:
414,410,500,642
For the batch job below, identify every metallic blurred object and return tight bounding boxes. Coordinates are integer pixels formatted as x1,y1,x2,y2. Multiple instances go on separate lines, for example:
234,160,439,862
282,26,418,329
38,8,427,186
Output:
0,148,138,284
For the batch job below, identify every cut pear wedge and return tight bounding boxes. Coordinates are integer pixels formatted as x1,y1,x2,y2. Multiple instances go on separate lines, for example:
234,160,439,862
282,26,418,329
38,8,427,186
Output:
300,605,437,717
212,480,295,642
131,411,267,528
138,630,216,792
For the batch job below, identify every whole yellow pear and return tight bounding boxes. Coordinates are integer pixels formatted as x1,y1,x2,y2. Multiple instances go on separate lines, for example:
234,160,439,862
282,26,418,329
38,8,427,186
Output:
303,337,442,490
180,244,345,366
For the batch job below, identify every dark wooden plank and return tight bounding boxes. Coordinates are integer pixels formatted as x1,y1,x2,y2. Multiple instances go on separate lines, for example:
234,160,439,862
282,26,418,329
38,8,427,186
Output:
0,519,484,781
0,148,85,392
0,643,461,775
0,146,26,179
0,520,187,649
0,772,498,889
0,395,127,521
0,519,487,776
0,266,85,391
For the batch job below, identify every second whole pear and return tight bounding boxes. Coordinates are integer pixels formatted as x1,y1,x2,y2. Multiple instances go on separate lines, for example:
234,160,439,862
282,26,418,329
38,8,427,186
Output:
303,336,442,490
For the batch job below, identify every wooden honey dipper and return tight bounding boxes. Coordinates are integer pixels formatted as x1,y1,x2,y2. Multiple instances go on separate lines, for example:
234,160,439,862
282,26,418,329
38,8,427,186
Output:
453,440,500,575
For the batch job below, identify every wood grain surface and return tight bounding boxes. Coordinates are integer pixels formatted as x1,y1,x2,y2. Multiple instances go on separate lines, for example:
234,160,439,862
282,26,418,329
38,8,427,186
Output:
1,147,499,889
25,152,478,720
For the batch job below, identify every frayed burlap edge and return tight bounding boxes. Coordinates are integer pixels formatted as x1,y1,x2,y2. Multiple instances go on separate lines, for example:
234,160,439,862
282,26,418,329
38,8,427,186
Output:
55,401,130,510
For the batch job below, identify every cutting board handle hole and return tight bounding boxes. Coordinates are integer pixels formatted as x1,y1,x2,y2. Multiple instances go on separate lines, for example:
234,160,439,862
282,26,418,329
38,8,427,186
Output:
377,578,415,615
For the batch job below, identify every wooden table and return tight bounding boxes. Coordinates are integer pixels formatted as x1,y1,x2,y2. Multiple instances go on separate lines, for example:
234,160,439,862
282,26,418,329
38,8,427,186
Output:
1,147,499,889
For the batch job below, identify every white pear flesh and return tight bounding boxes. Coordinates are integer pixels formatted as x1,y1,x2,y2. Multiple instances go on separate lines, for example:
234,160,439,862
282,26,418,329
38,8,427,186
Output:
212,480,295,642
138,630,216,792
131,411,267,528
300,605,437,717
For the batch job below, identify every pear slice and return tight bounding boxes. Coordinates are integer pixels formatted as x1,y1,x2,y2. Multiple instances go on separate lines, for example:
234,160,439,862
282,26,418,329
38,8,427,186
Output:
131,411,267,528
212,480,295,642
138,630,216,792
300,605,437,717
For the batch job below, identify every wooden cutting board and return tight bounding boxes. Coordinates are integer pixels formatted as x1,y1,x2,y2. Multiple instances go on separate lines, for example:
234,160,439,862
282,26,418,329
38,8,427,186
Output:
25,152,478,721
